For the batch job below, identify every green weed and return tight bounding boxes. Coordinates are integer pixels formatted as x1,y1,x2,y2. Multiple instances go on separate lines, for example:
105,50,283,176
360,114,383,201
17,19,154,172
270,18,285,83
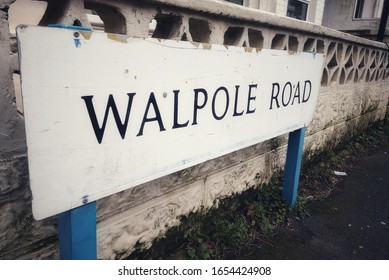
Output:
128,177,308,260
128,109,388,260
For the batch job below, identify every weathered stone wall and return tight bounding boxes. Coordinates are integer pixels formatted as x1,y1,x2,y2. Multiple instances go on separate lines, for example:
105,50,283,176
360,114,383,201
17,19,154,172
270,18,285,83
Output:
0,0,388,259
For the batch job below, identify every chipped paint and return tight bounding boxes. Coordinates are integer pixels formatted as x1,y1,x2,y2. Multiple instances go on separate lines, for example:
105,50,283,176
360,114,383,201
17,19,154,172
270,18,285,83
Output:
107,33,129,43
191,41,200,48
74,38,81,48
202,43,212,50
309,51,318,59
79,31,92,40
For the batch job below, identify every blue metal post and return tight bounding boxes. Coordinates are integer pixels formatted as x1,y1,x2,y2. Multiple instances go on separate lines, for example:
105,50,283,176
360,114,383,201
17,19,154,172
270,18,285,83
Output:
282,127,306,206
59,202,97,260
50,24,97,260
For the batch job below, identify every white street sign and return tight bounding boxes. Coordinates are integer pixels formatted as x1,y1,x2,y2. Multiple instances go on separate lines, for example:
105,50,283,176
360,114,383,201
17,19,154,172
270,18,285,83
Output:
17,26,324,219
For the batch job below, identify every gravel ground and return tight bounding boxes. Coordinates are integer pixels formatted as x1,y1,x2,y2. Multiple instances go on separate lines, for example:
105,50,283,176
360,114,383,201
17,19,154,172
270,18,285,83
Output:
248,135,389,260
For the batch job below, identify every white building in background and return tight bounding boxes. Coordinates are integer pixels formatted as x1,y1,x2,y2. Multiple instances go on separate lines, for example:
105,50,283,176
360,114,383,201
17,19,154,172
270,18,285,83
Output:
225,0,389,42
225,0,326,25
322,0,389,42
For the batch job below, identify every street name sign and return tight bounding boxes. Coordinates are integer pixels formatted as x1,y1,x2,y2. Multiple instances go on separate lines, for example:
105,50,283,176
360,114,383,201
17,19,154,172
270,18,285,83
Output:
17,26,324,220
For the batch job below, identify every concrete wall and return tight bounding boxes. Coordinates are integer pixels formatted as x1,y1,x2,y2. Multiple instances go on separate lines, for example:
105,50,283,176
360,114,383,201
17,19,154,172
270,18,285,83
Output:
0,0,388,259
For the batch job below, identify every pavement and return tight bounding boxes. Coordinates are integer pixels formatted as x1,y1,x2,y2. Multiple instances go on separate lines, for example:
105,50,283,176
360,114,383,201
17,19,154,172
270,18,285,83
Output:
251,134,389,260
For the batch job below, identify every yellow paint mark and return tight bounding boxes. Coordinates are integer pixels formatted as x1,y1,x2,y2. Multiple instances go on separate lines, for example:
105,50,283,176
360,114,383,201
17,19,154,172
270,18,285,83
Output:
107,33,129,43
79,31,92,40
244,47,253,53
202,43,212,50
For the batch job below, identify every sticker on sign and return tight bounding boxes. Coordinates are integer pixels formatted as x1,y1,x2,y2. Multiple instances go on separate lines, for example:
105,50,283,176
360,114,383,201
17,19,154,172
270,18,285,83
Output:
17,26,324,220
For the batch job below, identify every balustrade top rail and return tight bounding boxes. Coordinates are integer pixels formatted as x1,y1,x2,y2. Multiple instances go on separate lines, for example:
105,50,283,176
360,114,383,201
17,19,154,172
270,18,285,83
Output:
35,0,389,87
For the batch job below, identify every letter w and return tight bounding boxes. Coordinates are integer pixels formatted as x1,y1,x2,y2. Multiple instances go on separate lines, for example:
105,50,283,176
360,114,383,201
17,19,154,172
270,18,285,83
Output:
81,93,136,144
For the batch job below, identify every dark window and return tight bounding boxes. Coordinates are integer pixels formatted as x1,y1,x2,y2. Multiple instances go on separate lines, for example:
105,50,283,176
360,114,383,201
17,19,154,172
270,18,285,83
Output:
354,0,384,19
287,0,309,21
225,0,244,5
355,0,365,18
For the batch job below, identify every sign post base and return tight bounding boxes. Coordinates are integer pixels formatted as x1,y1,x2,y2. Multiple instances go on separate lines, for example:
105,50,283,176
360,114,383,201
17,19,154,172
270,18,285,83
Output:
282,127,306,206
58,202,97,260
